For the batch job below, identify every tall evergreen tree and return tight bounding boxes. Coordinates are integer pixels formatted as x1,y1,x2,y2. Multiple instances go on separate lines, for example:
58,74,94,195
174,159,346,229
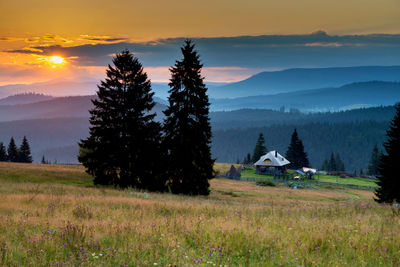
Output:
375,103,400,203
7,137,19,162
368,144,381,176
251,133,267,162
41,155,47,164
18,136,33,163
285,128,310,169
79,50,164,190
0,142,7,161
335,153,345,171
329,152,337,171
163,40,214,195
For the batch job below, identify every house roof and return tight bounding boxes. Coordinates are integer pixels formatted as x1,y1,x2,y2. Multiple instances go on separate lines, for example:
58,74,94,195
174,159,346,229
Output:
254,150,290,167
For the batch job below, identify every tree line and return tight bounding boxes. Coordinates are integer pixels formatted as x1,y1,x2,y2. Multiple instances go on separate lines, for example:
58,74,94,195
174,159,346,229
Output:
0,136,32,163
79,40,213,195
320,153,345,172
213,120,388,172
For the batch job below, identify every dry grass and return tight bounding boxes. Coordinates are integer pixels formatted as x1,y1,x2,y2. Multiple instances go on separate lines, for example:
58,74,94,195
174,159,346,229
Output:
0,162,399,266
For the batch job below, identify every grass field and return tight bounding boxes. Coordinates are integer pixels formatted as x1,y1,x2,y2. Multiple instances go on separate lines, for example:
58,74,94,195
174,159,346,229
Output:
0,162,399,266
239,166,378,188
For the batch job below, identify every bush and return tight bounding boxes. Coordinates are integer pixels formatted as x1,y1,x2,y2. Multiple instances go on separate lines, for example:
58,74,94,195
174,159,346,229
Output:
256,180,276,187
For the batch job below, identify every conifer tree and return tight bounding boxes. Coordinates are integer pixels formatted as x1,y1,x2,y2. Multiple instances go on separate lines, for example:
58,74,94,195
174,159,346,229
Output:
368,144,381,176
243,153,252,164
19,136,33,163
0,142,7,161
251,133,267,162
285,128,310,169
375,103,400,203
41,155,46,164
329,152,337,171
321,159,329,170
79,50,164,190
335,153,345,171
163,40,214,195
7,137,19,162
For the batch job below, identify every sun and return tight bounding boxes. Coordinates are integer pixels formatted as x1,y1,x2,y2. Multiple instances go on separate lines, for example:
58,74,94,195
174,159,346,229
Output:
48,56,65,65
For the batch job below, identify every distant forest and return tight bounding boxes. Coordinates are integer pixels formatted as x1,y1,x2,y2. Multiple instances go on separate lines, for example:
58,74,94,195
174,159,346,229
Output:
210,106,395,129
212,120,389,172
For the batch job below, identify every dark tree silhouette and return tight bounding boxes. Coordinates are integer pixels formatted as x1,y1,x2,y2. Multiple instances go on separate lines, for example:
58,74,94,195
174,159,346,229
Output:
368,144,382,176
251,133,267,162
243,153,252,164
7,137,19,162
163,40,214,195
0,142,7,161
79,50,164,190
19,136,33,163
375,103,400,203
41,155,47,164
335,153,345,171
285,128,310,169
320,152,345,171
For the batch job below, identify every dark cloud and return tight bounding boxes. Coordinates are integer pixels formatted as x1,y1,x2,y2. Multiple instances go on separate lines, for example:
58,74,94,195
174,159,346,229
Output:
6,33,400,68
79,35,128,42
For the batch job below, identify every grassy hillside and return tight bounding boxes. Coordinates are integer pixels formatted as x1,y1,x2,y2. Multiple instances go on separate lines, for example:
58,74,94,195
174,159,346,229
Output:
0,162,399,266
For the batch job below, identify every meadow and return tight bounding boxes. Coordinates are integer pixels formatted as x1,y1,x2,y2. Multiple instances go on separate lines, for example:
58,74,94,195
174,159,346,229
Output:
0,162,399,266
239,166,378,188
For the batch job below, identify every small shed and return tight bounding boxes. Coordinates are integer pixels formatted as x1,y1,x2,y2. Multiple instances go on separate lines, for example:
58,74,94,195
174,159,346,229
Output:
254,150,290,175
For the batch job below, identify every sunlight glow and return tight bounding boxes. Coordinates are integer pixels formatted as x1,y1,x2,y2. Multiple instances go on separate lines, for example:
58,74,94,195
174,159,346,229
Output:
48,56,65,65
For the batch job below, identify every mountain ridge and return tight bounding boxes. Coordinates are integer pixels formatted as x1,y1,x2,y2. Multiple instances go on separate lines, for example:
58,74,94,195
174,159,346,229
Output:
210,66,400,98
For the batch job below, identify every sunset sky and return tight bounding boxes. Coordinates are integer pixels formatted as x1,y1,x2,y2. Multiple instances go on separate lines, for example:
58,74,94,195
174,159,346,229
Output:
1,0,400,93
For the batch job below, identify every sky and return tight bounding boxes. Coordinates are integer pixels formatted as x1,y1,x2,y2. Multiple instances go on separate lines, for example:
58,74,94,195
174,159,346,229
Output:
0,0,400,94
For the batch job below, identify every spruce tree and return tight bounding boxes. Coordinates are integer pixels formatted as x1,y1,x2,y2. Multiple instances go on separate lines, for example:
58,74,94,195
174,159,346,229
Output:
79,50,164,190
251,133,267,162
285,128,310,169
7,137,19,162
329,152,336,171
19,136,33,163
0,142,7,161
368,144,381,176
163,40,214,195
335,153,345,172
41,155,46,164
375,103,400,203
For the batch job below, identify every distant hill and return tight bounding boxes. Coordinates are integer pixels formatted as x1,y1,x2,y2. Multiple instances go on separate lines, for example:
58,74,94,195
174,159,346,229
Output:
0,80,99,98
0,104,392,169
211,105,396,129
0,95,167,122
0,93,53,105
211,81,400,111
210,66,400,98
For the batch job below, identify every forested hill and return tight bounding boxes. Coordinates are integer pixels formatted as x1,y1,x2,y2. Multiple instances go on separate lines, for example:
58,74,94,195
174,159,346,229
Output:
211,105,396,129
211,81,400,111
212,121,389,172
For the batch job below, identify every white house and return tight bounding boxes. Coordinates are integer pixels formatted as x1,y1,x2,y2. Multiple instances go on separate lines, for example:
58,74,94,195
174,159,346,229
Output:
253,150,290,175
